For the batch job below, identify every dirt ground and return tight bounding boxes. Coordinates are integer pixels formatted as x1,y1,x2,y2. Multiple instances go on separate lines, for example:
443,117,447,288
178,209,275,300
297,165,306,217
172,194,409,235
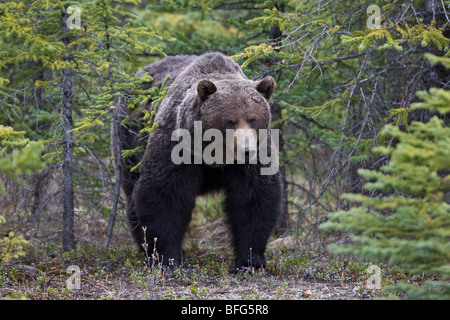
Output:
0,238,387,300
1,213,408,300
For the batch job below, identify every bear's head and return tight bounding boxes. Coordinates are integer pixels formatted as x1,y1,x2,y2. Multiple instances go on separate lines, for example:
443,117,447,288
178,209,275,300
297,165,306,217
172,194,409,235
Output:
196,76,276,165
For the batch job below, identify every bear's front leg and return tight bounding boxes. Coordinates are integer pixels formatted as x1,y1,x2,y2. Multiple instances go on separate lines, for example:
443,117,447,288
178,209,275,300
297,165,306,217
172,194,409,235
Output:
223,166,282,271
132,136,203,267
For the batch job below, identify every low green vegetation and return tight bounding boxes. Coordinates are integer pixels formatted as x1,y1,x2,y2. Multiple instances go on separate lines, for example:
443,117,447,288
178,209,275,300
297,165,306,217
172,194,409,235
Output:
1,0,449,300
0,244,398,300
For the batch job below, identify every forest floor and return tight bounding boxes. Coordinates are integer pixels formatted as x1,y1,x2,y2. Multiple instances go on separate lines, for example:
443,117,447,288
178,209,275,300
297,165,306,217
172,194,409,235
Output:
0,196,420,300
1,217,418,301
0,244,386,300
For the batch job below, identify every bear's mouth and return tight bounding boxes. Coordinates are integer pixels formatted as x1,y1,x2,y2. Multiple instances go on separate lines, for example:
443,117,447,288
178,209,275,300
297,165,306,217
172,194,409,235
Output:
201,144,259,167
241,146,257,162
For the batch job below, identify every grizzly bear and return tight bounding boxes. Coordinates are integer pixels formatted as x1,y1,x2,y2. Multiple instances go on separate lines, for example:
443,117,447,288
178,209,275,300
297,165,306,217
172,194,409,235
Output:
118,52,281,271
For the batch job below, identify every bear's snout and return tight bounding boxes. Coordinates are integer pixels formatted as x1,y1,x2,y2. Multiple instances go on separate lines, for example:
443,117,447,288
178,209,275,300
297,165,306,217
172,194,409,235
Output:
233,127,258,163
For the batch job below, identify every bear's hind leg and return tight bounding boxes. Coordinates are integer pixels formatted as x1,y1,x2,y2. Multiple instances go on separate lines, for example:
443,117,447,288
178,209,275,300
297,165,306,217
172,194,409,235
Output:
127,201,145,251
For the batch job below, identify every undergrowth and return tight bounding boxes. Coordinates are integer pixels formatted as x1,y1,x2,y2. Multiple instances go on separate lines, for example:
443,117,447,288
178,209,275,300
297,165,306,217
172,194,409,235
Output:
0,240,423,300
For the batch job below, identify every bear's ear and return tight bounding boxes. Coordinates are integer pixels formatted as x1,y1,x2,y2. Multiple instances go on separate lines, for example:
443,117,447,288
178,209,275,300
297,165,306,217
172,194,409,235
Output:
197,79,217,102
254,76,276,100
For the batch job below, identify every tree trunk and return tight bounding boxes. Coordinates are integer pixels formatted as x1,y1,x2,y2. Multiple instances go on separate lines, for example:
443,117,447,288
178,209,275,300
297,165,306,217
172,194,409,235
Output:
269,12,289,232
61,8,76,251
103,23,122,248
271,101,289,232
104,97,123,249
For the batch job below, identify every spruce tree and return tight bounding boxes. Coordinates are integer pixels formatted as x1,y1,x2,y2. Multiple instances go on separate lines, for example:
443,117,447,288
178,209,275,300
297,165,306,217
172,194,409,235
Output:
0,0,162,249
0,126,44,262
321,54,450,299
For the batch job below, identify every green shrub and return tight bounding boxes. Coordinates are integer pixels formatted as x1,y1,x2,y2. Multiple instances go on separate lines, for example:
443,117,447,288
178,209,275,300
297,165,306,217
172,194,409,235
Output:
0,126,44,262
322,55,450,299
0,216,28,263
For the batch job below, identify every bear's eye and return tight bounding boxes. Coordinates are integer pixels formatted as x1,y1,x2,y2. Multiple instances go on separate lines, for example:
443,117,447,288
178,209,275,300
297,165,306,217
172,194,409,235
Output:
249,118,257,127
226,120,235,129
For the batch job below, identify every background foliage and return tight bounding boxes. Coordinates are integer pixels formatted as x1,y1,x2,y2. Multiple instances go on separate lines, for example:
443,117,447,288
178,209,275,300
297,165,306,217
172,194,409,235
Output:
0,0,449,299
322,54,450,299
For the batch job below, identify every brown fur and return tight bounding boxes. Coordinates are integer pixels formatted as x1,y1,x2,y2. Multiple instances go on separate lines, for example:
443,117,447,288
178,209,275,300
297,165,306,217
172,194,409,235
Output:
119,52,282,270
